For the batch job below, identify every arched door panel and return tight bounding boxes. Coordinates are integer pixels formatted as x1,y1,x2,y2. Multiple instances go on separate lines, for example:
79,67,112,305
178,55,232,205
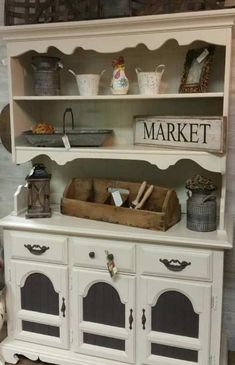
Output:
72,269,135,364
151,290,199,338
138,277,211,365
13,261,69,349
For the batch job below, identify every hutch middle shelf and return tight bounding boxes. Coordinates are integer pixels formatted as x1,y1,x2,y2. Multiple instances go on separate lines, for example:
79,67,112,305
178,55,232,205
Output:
12,93,224,101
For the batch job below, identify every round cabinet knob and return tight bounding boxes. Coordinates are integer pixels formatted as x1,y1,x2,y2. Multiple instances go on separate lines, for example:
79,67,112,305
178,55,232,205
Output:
107,253,114,261
89,251,95,259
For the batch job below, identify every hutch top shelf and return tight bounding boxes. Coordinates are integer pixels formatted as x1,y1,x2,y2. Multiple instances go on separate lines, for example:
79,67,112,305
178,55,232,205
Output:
0,9,235,168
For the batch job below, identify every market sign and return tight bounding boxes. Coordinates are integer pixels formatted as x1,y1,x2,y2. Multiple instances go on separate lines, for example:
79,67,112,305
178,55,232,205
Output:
134,116,226,153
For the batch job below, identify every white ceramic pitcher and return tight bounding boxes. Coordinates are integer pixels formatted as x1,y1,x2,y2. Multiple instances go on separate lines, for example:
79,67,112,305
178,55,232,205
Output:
69,69,105,96
136,64,165,95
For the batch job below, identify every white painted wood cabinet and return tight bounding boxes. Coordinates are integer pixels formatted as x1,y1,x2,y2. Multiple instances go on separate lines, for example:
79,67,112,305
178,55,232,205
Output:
0,8,234,365
0,224,227,365
0,8,234,229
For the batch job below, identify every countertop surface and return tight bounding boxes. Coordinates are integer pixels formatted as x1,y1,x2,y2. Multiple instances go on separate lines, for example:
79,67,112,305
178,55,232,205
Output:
0,207,233,250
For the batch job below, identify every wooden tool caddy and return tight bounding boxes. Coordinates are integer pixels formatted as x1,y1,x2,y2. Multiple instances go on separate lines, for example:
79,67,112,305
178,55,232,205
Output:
61,178,181,231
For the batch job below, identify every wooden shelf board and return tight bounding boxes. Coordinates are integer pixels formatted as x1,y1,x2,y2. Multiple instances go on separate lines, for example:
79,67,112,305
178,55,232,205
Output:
13,93,224,101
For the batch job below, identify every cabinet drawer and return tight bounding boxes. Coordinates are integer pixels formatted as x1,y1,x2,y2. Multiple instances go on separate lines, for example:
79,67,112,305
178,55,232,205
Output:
5,230,67,264
70,237,135,273
138,245,212,281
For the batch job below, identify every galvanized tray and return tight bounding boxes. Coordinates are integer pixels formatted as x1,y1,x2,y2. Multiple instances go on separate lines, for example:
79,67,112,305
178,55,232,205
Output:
23,129,113,147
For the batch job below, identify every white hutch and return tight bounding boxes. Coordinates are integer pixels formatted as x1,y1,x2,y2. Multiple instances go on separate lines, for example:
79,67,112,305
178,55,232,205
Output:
0,8,234,365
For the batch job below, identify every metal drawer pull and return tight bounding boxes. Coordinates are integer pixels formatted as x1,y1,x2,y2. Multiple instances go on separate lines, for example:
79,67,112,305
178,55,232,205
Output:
160,258,191,272
129,309,133,330
142,309,146,330
61,297,66,318
89,251,95,258
24,244,50,255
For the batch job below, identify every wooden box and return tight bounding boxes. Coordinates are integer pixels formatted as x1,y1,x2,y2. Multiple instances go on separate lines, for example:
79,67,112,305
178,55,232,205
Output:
61,178,181,231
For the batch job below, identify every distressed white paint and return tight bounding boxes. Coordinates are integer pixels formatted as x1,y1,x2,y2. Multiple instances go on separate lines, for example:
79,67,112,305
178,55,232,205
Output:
0,5,234,356
0,223,225,365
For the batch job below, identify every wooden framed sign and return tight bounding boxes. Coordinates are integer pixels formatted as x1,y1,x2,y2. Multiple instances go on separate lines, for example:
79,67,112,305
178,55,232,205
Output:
134,116,226,153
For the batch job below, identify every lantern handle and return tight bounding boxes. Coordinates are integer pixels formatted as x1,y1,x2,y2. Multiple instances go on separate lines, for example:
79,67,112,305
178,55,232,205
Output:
63,108,74,135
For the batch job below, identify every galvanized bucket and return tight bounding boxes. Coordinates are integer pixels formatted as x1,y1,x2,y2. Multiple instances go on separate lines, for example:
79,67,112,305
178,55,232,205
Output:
186,191,217,232
32,56,63,96
68,69,105,96
135,64,165,95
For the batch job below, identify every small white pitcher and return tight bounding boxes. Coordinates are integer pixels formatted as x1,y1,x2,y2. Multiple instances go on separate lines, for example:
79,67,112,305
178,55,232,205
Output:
136,64,165,95
69,69,105,96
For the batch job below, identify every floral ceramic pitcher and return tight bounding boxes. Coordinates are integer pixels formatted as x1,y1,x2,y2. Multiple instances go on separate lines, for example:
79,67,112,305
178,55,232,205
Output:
111,56,129,95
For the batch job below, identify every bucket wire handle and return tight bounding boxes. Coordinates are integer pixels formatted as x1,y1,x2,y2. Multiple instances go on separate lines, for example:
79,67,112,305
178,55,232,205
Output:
68,69,76,77
135,67,142,74
63,108,74,135
57,60,64,69
100,69,106,77
155,64,165,76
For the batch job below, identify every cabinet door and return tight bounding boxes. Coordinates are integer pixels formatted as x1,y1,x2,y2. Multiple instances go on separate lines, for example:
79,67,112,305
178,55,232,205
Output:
72,268,135,363
12,260,69,349
138,277,211,365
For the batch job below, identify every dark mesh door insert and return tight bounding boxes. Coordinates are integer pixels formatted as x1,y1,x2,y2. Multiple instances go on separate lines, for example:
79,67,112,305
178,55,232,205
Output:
84,333,125,351
83,282,126,351
151,343,198,362
83,282,125,327
21,273,60,336
22,321,60,337
21,273,59,315
152,291,199,338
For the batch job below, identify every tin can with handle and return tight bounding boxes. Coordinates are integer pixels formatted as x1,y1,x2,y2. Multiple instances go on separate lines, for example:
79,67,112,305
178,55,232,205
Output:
136,64,165,95
32,56,63,96
68,69,105,96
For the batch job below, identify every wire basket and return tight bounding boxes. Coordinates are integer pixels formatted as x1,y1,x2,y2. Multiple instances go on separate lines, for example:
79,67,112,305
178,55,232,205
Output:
4,0,226,26
5,0,76,25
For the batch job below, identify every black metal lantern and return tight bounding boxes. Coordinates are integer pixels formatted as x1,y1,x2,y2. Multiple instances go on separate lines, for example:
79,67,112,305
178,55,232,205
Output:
26,164,51,218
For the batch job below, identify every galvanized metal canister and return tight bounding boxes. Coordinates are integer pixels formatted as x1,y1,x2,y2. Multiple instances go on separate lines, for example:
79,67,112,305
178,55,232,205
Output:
187,191,217,232
32,56,63,96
